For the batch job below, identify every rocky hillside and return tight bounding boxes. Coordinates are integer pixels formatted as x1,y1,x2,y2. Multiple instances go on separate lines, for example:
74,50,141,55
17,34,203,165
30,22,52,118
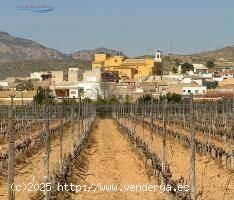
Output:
0,31,69,63
170,45,234,67
72,47,126,61
0,59,91,80
136,45,234,73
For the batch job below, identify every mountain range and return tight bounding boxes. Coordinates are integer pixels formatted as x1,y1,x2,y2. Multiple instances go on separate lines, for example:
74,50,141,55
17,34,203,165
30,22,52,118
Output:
0,31,233,79
71,47,125,61
0,31,69,63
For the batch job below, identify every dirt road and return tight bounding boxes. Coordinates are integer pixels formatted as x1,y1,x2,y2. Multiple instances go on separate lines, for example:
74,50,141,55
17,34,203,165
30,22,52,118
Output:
73,119,169,200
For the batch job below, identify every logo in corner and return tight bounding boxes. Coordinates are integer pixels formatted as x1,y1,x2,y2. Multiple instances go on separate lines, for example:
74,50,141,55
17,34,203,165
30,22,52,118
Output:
17,4,55,13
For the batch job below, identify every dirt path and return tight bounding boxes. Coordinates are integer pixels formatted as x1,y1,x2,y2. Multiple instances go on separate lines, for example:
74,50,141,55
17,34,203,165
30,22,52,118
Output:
0,122,79,200
73,119,169,200
124,119,234,200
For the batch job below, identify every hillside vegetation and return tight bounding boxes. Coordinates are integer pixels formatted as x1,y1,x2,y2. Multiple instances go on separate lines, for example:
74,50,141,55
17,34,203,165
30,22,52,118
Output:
171,46,234,67
0,59,91,79
72,47,126,61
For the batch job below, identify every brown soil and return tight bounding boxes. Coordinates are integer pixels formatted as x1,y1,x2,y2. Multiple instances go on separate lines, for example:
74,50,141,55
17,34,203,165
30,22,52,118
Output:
72,119,170,200
0,121,79,200
124,118,234,200
1,118,233,200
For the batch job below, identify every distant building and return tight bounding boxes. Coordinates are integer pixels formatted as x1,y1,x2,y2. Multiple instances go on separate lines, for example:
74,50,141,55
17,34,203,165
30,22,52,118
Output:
192,64,208,74
221,72,233,79
30,72,51,81
50,68,102,100
51,71,64,85
83,68,101,82
154,49,163,63
178,64,208,75
0,81,8,87
92,50,162,80
0,91,37,105
68,68,83,83
182,86,207,95
101,71,119,83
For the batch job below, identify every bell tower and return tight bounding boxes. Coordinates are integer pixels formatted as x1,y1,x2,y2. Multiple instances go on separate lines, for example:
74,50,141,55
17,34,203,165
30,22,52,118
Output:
155,49,163,62
154,49,163,78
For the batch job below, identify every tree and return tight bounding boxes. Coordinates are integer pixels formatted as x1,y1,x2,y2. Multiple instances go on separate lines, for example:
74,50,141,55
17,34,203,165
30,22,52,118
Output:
159,93,182,103
171,66,178,73
125,95,131,104
99,81,116,100
207,60,215,68
108,96,120,104
34,87,54,105
175,59,181,67
181,63,194,74
16,80,34,91
138,94,155,104
206,81,218,89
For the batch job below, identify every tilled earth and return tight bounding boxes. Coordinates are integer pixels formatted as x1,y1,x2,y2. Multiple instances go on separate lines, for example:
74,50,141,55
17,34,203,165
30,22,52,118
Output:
71,119,169,200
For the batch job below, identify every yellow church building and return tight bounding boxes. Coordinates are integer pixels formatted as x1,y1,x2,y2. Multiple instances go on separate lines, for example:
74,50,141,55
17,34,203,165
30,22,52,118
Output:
92,50,163,80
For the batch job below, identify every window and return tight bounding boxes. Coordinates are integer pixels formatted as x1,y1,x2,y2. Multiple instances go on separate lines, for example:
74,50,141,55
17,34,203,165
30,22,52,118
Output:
71,91,77,94
195,90,199,94
188,90,191,93
183,90,185,92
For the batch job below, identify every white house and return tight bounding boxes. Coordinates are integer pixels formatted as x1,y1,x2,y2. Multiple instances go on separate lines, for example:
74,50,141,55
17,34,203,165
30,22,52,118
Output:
0,81,8,87
51,68,102,100
76,68,102,99
221,72,233,79
192,64,208,74
30,72,43,80
202,73,213,78
181,77,192,84
182,86,207,95
212,77,224,82
77,82,100,99
179,64,208,75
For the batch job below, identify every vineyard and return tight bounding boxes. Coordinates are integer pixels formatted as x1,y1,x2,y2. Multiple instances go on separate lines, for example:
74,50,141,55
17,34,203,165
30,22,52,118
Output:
0,97,233,200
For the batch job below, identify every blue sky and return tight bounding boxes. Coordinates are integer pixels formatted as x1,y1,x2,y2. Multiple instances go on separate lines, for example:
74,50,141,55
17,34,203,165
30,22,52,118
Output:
0,0,233,56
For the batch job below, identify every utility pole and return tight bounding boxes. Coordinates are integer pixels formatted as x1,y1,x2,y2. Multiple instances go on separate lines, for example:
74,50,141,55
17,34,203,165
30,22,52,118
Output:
189,94,196,200
8,95,15,200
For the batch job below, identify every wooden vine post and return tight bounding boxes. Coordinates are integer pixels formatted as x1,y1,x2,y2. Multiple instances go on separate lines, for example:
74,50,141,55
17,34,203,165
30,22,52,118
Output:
162,98,167,179
44,91,50,199
231,97,234,171
8,95,15,200
189,94,196,200
59,105,63,172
